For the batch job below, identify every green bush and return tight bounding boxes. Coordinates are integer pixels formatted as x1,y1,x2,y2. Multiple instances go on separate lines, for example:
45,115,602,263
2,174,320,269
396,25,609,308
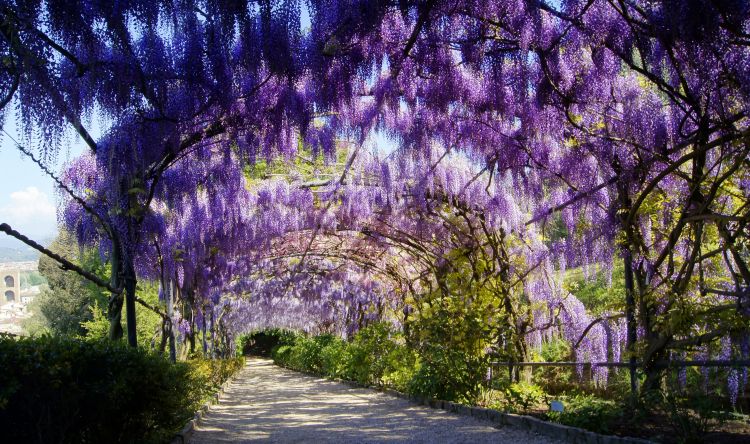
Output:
407,293,490,403
272,344,296,367
380,342,420,392
500,382,548,413
0,335,201,443
319,336,350,378
269,325,420,392
546,394,624,434
186,355,245,404
273,334,336,373
529,339,578,394
344,322,398,384
408,344,486,403
648,388,734,444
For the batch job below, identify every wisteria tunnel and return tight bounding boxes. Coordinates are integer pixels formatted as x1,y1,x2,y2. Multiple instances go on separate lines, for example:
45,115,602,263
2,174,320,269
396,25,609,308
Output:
0,1,749,442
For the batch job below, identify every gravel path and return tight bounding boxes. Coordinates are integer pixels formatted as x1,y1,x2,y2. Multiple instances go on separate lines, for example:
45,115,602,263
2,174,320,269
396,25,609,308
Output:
190,357,563,443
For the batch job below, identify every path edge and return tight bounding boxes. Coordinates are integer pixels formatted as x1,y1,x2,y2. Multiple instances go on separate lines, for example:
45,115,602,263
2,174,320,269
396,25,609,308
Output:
170,361,246,444
274,359,654,444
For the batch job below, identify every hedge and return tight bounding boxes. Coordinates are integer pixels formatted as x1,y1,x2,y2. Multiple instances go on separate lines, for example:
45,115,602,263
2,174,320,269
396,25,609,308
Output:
0,335,242,444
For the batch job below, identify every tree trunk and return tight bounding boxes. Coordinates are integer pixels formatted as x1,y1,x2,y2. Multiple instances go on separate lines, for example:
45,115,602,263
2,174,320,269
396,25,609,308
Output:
124,253,137,347
159,319,168,353
108,240,124,341
167,279,176,362
210,310,216,358
201,306,208,355
615,161,639,402
622,249,639,401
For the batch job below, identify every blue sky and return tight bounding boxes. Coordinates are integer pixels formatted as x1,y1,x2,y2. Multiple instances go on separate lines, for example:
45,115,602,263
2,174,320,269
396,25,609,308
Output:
0,108,85,248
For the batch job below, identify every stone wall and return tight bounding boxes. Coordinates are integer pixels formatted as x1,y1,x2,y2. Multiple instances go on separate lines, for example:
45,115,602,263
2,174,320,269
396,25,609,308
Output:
1,270,20,305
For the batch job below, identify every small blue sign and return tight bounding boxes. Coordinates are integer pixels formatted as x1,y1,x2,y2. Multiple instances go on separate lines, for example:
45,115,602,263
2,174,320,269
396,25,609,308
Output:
550,400,564,412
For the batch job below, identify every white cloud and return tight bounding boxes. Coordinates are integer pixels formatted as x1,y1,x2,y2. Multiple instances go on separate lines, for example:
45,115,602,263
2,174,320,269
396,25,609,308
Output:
0,187,57,236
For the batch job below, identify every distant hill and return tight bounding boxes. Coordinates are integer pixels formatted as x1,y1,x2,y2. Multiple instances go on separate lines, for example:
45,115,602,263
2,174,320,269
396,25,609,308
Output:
0,246,40,262
0,234,53,263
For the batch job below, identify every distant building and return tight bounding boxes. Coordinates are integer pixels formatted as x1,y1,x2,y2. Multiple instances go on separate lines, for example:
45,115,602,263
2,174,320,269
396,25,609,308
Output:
1,269,20,305
21,285,41,304
0,263,41,335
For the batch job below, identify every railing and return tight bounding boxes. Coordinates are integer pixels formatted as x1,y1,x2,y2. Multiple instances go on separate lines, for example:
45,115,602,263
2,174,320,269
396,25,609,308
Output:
489,360,750,369
486,360,750,397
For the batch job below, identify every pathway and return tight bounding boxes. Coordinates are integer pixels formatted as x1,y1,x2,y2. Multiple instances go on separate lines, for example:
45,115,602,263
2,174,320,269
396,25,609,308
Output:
190,357,563,443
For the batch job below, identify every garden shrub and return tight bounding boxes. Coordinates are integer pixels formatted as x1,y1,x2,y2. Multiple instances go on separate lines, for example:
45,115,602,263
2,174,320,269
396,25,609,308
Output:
344,322,398,385
407,344,487,403
272,344,294,365
319,336,350,378
295,334,333,373
529,339,577,394
273,334,336,373
0,335,201,444
265,324,519,406
268,326,420,392
500,382,548,413
546,394,624,434
380,342,420,392
408,292,491,403
186,355,245,404
650,388,733,444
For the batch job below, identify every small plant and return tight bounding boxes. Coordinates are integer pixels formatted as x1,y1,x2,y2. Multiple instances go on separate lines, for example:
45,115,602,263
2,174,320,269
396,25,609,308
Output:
272,344,295,366
187,355,246,403
503,382,548,413
344,322,399,385
651,390,733,444
546,394,623,434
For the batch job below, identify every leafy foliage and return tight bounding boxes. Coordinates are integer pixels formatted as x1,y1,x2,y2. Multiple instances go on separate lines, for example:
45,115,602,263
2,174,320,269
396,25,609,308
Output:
407,268,497,403
340,322,400,385
270,324,420,393
565,265,626,316
185,355,246,405
0,335,243,444
24,232,109,337
0,336,198,443
19,270,45,288
546,394,624,435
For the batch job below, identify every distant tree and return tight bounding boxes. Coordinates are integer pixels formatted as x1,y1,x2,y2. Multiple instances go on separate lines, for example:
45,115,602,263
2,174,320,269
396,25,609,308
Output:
19,271,46,289
25,231,108,337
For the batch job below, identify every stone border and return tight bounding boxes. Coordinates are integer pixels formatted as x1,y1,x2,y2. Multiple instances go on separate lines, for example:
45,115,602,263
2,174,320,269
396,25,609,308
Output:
170,364,244,444
408,396,653,444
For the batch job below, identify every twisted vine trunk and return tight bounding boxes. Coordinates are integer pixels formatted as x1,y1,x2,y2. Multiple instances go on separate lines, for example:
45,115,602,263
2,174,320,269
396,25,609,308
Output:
614,158,641,401
108,240,124,341
622,249,638,400
202,306,208,355
106,244,138,347
123,252,137,347
166,279,176,362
